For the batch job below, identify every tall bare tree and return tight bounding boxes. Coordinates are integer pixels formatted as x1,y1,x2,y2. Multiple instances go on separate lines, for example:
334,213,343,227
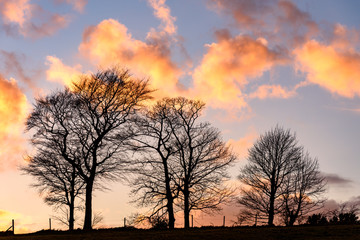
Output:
281,152,326,226
127,100,179,229
128,97,235,229
26,68,152,230
24,90,84,230
238,126,303,226
167,97,236,228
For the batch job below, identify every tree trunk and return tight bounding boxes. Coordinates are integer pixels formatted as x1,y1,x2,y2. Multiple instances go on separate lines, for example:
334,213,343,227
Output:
69,199,75,231
167,197,175,229
69,169,76,231
83,180,94,230
164,159,175,229
268,194,275,226
184,185,190,228
288,216,296,226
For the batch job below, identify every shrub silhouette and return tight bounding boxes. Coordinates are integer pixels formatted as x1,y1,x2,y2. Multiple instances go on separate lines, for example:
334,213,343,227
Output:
307,213,328,225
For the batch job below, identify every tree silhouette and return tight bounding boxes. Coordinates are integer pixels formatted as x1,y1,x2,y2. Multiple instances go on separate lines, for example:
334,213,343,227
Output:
167,97,235,228
280,152,326,226
238,126,303,226
26,68,152,230
129,97,235,228
127,99,179,229
24,90,84,230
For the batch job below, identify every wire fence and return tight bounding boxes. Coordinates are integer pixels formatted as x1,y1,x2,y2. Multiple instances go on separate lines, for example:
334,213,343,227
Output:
1,215,233,235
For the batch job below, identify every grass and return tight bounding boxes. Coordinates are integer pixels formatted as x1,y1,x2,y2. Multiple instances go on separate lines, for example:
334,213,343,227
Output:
2,225,360,240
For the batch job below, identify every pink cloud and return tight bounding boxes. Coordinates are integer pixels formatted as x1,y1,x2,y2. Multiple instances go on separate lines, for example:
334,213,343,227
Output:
207,0,318,47
55,0,88,13
0,0,87,38
227,129,257,160
0,50,38,93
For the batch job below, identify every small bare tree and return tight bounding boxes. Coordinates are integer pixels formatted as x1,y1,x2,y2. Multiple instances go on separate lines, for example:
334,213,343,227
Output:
235,209,263,226
238,126,302,226
239,126,327,226
281,152,326,226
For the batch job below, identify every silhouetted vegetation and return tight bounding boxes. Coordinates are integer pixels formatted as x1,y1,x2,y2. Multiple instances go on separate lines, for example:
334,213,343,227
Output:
238,126,326,226
128,97,236,229
24,68,152,230
307,213,329,225
126,99,180,229
165,98,235,228
24,68,335,230
23,90,85,230
307,201,360,225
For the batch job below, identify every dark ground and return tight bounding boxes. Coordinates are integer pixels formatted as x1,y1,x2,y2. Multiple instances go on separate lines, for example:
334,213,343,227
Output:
2,225,360,240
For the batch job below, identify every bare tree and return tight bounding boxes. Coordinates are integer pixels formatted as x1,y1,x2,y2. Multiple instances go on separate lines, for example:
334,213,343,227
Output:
128,97,235,229
24,90,84,230
53,206,82,229
236,190,275,226
235,209,263,226
166,97,236,228
23,153,84,230
281,152,326,226
127,100,179,229
26,68,152,230
91,211,104,228
238,126,303,226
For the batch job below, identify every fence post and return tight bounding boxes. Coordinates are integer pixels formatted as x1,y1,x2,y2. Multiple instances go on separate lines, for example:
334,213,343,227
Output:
49,218,51,230
124,217,126,227
12,219,14,234
223,216,225,227
191,215,193,228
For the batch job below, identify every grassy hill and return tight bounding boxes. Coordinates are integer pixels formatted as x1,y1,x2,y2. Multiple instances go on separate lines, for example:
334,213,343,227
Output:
2,225,360,240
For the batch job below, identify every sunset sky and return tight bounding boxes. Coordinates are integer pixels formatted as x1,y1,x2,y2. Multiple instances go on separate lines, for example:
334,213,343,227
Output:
1,0,360,233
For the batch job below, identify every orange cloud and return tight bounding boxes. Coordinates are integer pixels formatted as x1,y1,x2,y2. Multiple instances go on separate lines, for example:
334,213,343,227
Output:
191,30,287,109
45,56,82,89
249,84,295,99
0,75,29,171
147,0,176,35
294,40,360,98
78,19,182,97
0,0,70,38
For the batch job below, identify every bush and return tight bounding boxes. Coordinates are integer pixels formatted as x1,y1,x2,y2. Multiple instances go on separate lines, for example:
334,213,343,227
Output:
149,216,168,229
307,214,328,225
